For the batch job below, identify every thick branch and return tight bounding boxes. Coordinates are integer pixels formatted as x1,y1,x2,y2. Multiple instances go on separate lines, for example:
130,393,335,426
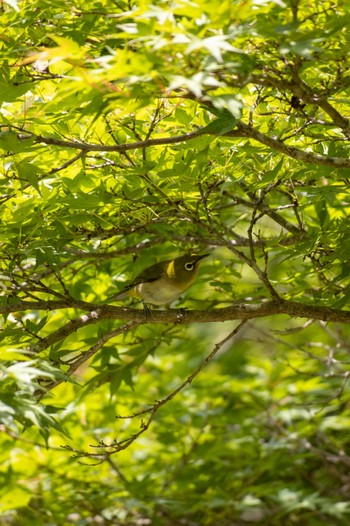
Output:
251,72,350,133
0,300,74,314
289,71,350,133
6,299,350,326
99,301,350,324
14,125,350,169
21,301,350,353
17,128,204,152
232,122,350,168
229,193,303,235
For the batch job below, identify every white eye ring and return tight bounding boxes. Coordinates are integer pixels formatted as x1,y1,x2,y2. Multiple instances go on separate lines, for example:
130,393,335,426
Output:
185,262,194,271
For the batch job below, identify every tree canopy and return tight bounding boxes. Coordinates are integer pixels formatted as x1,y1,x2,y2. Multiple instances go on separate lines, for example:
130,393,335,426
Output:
1,0,350,524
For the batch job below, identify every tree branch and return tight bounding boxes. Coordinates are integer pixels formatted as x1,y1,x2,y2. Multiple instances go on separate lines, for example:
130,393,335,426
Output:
63,320,248,461
38,321,141,393
232,122,350,168
229,193,303,236
289,70,350,133
249,71,350,133
12,123,350,169
117,320,248,420
104,301,350,324
10,300,350,352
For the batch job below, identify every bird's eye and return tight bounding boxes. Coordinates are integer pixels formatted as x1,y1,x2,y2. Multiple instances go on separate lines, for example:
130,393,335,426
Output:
185,262,194,271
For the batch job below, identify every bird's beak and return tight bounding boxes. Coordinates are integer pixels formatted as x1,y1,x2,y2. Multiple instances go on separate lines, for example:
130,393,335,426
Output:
196,254,209,263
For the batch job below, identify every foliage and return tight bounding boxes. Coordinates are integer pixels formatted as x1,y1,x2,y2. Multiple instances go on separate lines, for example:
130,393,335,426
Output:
1,0,350,524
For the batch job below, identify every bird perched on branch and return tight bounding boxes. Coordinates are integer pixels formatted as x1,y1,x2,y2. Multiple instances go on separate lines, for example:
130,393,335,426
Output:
107,253,208,309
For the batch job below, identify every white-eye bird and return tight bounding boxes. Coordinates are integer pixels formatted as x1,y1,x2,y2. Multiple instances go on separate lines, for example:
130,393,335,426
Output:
109,253,208,307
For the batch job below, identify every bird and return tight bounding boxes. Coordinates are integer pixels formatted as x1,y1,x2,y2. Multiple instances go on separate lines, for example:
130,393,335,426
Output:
107,253,208,309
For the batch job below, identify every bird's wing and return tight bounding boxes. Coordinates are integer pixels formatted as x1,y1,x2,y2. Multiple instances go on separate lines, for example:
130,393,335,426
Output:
133,261,166,285
108,260,168,301
130,260,167,286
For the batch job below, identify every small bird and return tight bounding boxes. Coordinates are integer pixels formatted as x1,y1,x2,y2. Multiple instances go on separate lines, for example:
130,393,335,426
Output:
108,253,208,308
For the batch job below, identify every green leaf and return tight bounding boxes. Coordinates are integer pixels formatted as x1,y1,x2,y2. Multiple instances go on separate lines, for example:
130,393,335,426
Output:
201,113,237,135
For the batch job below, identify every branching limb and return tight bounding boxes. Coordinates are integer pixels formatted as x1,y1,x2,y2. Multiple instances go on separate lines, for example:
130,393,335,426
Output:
9,123,350,169
64,320,248,461
289,69,350,134
117,320,248,420
0,151,86,204
249,71,350,134
28,307,105,354
225,241,281,301
3,300,350,326
232,122,350,168
39,321,141,393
